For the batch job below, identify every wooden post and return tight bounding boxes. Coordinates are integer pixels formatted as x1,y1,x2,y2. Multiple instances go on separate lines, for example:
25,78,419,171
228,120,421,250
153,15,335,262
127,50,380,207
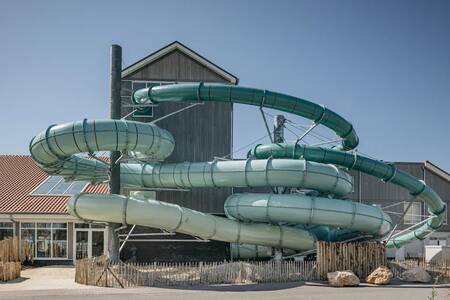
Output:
316,241,386,280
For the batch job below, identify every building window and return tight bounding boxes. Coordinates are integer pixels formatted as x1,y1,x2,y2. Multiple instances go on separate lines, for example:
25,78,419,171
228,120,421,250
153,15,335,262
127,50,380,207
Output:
404,202,422,224
428,237,448,246
75,223,106,229
0,222,14,240
30,176,87,196
20,222,68,259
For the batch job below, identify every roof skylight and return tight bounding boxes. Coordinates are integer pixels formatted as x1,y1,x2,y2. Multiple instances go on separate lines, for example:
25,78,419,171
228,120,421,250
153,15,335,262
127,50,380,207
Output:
31,176,87,196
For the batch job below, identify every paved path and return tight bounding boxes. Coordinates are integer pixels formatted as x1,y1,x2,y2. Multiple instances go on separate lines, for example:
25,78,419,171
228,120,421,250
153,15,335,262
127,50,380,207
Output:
0,283,448,300
0,265,96,291
0,266,448,300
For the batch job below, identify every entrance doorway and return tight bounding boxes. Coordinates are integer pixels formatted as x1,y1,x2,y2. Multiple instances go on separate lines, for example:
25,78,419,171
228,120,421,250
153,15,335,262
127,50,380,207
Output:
74,223,107,261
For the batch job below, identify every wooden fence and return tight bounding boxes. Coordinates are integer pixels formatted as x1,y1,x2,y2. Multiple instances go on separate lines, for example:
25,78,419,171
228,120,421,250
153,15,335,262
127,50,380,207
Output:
316,241,387,280
389,260,450,282
0,237,20,263
0,261,21,282
0,237,34,263
75,256,318,288
0,237,32,282
75,257,450,288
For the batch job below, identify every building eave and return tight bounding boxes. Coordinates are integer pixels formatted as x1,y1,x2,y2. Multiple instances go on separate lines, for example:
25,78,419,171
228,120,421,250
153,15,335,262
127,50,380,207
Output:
425,161,450,182
0,213,77,222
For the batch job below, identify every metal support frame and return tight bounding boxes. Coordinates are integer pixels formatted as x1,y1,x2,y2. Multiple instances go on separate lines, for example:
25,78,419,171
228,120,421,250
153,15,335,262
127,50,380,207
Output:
273,114,286,144
260,108,274,143
384,224,398,243
382,201,407,210
213,156,232,161
273,115,287,194
87,153,109,166
310,138,343,147
150,102,204,124
118,224,135,253
118,233,176,237
113,153,125,165
293,121,319,145
121,109,138,120
114,225,127,232
386,216,434,242
282,249,316,260
384,196,417,242
119,227,180,253
259,90,274,143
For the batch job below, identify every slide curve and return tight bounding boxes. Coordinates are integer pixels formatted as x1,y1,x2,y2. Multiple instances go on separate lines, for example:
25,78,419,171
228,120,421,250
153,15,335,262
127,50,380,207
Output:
29,83,445,257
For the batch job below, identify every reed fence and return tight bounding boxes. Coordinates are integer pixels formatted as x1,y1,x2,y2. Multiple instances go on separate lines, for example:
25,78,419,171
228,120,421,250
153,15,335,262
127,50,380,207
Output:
0,261,21,281
388,259,450,282
0,237,34,264
75,241,450,288
75,257,450,288
316,241,387,280
75,256,318,288
0,237,32,282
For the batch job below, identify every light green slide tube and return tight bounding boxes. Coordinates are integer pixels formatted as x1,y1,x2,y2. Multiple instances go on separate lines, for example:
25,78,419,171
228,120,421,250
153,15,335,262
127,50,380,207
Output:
224,193,392,237
132,83,445,249
121,159,353,197
29,83,445,258
68,193,316,251
133,83,359,151
249,143,446,248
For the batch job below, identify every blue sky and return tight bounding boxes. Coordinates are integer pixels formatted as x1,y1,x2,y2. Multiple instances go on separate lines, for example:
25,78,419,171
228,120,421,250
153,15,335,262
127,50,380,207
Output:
1,0,449,170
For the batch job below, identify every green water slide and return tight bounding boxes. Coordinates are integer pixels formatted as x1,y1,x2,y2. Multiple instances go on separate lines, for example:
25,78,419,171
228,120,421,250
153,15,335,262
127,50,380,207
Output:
29,83,445,257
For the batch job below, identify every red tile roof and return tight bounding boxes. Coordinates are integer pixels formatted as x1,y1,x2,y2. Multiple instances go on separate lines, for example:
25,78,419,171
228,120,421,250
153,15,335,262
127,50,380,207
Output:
0,155,109,214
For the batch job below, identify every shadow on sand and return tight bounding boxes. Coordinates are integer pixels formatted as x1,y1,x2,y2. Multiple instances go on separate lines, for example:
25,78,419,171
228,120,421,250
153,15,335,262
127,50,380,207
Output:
149,279,450,292
157,281,305,292
0,276,30,284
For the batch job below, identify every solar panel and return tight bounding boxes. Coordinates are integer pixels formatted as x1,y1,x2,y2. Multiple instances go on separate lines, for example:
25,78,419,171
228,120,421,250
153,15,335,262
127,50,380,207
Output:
31,176,87,196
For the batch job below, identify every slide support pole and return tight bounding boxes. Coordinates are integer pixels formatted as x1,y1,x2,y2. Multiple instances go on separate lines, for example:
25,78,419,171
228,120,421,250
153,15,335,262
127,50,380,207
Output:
108,44,122,261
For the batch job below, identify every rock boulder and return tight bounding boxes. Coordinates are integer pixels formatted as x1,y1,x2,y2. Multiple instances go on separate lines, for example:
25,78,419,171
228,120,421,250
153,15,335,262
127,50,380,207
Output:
327,270,360,287
400,267,431,283
366,266,393,285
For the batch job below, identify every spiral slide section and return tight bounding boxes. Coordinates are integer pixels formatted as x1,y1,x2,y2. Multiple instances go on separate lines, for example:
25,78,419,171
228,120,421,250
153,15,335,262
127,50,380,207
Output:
29,83,445,257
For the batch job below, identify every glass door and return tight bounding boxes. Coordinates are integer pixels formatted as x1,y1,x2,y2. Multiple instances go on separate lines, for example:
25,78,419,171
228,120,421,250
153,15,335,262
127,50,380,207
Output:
74,225,107,261
91,231,105,257
75,230,89,259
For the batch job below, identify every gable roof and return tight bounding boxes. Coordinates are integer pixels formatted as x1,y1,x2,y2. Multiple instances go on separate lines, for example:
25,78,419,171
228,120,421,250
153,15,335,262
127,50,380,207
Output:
425,160,450,182
121,41,238,84
0,155,108,214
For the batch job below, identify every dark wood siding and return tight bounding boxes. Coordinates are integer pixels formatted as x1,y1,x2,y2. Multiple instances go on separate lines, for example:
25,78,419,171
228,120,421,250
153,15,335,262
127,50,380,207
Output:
126,50,230,83
120,226,228,263
122,50,233,214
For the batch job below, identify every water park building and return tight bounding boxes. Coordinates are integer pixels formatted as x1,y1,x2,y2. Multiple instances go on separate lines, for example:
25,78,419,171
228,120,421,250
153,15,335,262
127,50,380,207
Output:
0,41,449,264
